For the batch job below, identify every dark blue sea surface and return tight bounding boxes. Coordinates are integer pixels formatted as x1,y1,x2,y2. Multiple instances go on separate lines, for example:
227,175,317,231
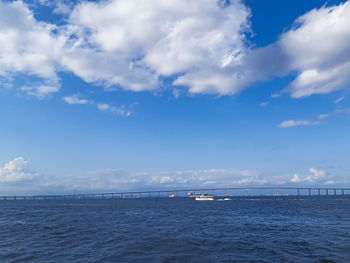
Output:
1,196,350,262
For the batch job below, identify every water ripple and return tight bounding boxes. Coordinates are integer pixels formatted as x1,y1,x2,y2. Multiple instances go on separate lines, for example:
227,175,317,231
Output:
1,197,350,262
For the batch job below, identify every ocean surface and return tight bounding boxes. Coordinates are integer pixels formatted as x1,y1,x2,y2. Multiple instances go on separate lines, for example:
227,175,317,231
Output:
1,196,350,262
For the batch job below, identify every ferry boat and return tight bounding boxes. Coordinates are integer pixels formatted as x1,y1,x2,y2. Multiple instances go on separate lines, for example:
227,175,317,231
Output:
195,194,214,201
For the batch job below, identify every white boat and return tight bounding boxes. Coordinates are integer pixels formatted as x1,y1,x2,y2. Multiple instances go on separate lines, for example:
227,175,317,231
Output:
195,194,214,201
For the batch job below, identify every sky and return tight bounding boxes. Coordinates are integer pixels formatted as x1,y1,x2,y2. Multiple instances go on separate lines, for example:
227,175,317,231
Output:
0,0,350,195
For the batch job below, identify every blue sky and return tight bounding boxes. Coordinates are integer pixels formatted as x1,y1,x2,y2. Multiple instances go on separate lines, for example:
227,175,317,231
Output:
0,0,350,194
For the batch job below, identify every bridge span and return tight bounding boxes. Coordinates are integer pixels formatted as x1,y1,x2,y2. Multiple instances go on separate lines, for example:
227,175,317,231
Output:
0,187,349,200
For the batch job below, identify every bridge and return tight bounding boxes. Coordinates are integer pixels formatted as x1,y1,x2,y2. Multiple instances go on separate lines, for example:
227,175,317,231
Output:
0,187,349,200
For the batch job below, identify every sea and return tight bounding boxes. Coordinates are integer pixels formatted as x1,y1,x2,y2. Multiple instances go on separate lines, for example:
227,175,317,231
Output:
1,196,350,262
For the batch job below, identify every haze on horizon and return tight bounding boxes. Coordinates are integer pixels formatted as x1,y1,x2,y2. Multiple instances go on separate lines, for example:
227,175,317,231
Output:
0,0,350,195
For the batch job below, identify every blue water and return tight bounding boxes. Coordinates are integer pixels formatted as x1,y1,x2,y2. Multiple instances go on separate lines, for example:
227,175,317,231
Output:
1,196,350,262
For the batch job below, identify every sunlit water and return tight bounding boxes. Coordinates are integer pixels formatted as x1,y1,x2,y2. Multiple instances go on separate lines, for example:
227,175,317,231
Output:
1,196,350,262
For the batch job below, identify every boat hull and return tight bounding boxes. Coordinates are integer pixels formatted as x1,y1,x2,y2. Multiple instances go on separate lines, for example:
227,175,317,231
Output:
195,196,214,201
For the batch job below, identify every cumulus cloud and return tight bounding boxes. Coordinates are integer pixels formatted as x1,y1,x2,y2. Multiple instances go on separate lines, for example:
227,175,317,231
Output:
0,0,64,96
0,157,38,183
290,168,326,183
222,1,350,98
278,119,320,128
2,0,350,99
0,0,251,96
57,0,350,97
280,2,350,98
63,0,250,94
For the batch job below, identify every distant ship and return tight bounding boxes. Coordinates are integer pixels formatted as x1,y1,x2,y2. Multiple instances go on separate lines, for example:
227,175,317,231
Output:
195,194,214,201
187,192,202,198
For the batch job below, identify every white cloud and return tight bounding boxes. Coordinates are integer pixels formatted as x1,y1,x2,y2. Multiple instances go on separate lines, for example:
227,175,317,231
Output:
170,0,350,97
63,94,89,104
335,96,345,104
317,107,350,120
279,2,350,97
62,96,133,116
290,174,301,183
2,0,350,99
309,167,326,179
271,93,281,98
96,103,110,111
21,85,59,98
335,107,350,114
290,168,326,183
0,157,38,183
62,0,250,94
225,1,350,98
76,168,267,190
173,88,180,99
0,1,64,96
259,102,268,107
0,0,252,96
96,103,132,117
279,119,320,128
0,165,269,193
0,161,342,194
53,2,72,15
318,113,330,120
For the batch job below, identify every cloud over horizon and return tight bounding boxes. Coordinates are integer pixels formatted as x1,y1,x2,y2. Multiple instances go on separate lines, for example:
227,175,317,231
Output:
290,168,326,183
0,157,343,195
0,157,38,183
